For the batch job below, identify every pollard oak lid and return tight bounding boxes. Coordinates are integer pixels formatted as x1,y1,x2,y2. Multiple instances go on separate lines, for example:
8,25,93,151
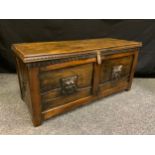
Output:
12,38,142,63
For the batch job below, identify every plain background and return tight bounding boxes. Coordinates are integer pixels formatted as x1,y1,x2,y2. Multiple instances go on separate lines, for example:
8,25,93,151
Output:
0,0,155,155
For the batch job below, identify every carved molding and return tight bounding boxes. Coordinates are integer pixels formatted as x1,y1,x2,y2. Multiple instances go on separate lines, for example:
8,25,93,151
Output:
26,48,137,68
27,53,96,68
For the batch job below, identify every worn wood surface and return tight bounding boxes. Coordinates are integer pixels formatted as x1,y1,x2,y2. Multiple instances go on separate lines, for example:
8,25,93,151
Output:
40,63,93,110
12,38,142,63
15,57,33,115
127,51,139,90
12,38,142,126
100,55,133,83
40,63,93,92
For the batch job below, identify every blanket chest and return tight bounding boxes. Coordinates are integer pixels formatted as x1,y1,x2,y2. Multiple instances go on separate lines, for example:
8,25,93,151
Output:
12,38,142,126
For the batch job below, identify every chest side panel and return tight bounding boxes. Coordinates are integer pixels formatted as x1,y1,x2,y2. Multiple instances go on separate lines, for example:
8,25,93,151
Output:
15,57,33,115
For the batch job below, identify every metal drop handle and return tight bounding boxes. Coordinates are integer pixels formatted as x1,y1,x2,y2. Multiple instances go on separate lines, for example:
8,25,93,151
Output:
96,50,102,65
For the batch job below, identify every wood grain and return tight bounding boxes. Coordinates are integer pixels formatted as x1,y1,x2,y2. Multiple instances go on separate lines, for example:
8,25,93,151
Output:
100,55,133,83
12,38,142,63
27,67,42,126
40,63,93,92
42,87,91,110
126,50,139,90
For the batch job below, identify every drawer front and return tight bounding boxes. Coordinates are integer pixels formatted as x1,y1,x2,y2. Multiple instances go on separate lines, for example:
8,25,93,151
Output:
99,54,134,92
39,63,93,111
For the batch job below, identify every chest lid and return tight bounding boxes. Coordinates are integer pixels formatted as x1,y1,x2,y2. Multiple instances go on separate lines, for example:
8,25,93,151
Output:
12,38,142,63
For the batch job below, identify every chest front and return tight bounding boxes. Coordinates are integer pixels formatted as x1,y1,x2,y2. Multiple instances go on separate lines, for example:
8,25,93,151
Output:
12,38,142,126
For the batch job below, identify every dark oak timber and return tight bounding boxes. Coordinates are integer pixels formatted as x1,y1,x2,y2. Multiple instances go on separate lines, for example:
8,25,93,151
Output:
12,38,142,126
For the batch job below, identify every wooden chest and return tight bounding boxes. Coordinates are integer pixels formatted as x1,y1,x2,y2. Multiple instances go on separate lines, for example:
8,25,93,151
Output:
12,38,142,126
